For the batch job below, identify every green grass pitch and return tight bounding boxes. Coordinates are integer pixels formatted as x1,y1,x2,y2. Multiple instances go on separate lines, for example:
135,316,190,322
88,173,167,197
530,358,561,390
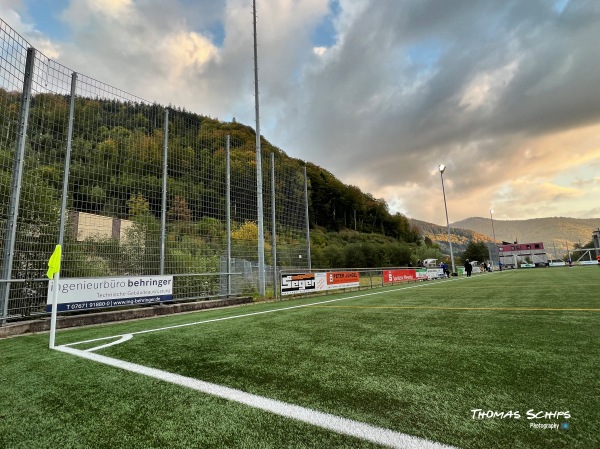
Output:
1,267,598,448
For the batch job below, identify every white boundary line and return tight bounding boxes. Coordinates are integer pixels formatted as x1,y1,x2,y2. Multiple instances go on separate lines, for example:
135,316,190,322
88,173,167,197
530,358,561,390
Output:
55,344,459,449
65,277,464,350
55,279,466,448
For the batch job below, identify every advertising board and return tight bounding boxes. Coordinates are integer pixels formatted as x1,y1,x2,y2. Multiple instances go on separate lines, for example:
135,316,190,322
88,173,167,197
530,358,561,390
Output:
326,271,360,289
281,272,359,296
383,269,417,284
46,275,173,312
416,268,428,280
281,273,318,296
427,268,445,279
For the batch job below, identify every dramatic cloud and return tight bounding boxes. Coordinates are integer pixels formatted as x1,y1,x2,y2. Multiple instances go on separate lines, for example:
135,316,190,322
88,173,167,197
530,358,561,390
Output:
275,0,600,223
2,0,600,223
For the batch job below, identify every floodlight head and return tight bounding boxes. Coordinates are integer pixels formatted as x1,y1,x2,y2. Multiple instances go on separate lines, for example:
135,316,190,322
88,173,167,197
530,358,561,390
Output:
438,164,446,174
490,209,494,214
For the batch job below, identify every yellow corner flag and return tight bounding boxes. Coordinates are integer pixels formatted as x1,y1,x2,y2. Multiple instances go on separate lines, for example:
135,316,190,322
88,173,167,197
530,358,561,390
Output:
47,244,62,280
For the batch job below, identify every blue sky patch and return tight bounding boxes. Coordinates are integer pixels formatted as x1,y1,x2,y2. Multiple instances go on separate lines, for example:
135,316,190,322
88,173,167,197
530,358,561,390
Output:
312,0,340,48
24,0,70,40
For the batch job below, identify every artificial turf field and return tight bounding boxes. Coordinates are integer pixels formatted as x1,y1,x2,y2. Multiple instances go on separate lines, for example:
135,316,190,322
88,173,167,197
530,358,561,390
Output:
1,267,598,448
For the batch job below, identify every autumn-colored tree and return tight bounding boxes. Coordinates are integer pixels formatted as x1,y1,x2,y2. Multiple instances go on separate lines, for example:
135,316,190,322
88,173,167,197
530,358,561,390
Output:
168,195,192,222
231,221,259,242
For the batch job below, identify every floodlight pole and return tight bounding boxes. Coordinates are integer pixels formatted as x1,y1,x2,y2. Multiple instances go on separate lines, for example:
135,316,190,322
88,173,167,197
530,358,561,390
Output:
253,0,266,296
438,165,456,275
490,209,497,268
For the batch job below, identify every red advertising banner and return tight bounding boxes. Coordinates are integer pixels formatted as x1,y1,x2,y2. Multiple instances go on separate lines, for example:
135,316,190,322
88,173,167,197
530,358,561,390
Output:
383,269,417,284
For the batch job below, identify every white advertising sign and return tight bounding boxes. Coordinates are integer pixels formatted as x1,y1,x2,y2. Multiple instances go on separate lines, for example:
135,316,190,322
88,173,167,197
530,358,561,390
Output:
46,275,173,312
426,268,445,279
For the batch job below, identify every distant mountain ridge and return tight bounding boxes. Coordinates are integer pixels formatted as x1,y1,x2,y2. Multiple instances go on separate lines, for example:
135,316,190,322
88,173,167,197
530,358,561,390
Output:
412,216,600,258
409,218,494,255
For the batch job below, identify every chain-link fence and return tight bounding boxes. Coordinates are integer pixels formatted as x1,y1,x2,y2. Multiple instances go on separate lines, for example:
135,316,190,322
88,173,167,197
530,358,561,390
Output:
0,19,310,323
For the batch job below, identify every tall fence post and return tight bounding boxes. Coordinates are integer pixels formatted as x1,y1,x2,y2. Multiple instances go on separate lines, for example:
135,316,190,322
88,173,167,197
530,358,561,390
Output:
160,108,169,275
226,135,231,297
1,47,35,325
271,153,277,298
58,72,77,247
304,165,311,271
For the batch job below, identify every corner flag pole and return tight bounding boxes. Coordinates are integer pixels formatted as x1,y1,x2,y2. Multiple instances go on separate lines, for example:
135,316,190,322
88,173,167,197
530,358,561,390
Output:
48,244,62,348
48,71,76,349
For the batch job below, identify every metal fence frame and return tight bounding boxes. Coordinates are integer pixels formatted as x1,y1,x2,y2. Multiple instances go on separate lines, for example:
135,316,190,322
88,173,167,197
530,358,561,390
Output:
0,19,311,324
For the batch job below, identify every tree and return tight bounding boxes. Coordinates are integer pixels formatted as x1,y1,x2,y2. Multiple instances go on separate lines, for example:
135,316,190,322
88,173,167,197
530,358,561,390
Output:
461,241,489,263
231,221,272,263
127,192,150,218
168,195,192,222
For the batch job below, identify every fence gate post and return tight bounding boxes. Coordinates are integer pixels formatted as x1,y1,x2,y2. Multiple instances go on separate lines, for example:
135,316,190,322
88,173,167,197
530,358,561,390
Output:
1,47,35,325
271,153,277,298
226,135,231,297
58,72,77,248
304,165,311,270
160,108,169,275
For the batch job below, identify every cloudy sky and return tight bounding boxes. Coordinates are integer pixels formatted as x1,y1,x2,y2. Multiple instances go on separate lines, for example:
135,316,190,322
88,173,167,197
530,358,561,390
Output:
2,0,600,224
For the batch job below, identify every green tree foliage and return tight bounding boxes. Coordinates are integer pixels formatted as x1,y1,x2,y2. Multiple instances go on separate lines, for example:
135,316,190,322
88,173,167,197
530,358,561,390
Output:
305,163,419,243
461,241,490,264
127,193,150,218
310,228,420,268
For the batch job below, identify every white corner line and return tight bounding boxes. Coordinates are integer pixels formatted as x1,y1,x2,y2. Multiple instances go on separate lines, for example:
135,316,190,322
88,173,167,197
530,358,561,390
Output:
54,344,459,449
85,334,133,352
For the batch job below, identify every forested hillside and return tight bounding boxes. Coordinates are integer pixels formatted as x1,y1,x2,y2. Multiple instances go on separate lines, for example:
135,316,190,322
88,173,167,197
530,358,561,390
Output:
0,89,424,270
409,218,494,254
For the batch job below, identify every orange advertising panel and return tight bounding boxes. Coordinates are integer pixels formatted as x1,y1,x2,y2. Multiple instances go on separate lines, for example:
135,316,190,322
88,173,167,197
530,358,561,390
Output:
326,271,360,289
327,271,359,285
383,269,417,284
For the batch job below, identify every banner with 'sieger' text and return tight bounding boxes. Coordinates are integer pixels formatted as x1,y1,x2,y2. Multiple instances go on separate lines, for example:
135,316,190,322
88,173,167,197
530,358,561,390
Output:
46,275,173,312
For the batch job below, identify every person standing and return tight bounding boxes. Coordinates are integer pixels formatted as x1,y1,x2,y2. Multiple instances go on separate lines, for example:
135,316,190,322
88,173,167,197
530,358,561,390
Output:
465,259,473,277
441,261,449,278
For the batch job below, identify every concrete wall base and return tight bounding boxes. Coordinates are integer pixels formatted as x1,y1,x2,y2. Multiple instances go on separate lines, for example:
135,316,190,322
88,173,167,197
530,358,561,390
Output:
0,297,253,339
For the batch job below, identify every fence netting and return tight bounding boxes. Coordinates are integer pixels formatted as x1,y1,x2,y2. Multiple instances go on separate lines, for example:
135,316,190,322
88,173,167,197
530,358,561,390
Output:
0,18,309,322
